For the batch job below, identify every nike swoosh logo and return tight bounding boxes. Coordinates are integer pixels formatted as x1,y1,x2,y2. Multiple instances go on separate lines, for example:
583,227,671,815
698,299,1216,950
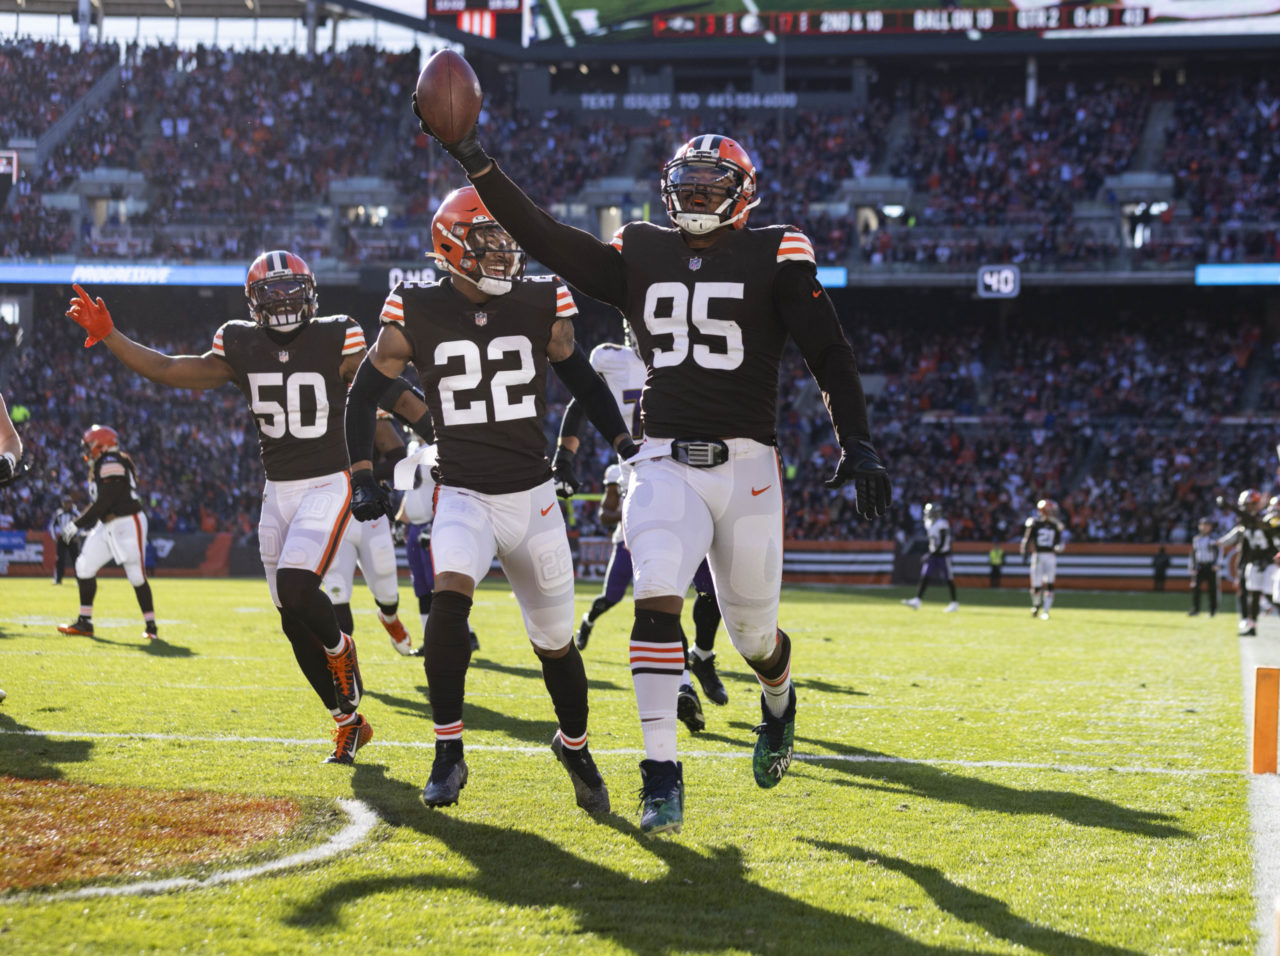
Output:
811,289,821,298
541,504,555,516
751,485,771,496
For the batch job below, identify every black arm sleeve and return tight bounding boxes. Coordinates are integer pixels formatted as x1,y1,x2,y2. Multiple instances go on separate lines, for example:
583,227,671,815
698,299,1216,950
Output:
556,398,588,447
470,162,629,309
76,480,129,528
372,445,407,483
774,261,871,446
550,346,630,447
346,360,397,467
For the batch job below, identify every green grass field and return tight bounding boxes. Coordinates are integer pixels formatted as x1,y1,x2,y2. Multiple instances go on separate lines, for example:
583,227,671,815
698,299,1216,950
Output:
0,577,1256,953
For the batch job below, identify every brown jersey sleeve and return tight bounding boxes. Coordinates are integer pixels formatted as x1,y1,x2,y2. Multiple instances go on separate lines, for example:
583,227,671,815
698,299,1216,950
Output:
773,260,871,445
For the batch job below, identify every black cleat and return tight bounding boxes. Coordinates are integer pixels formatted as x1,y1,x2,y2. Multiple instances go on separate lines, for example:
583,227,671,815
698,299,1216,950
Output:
677,683,706,734
57,616,94,637
551,734,610,814
575,615,593,651
422,739,468,807
638,759,684,835
689,652,729,705
324,714,373,765
144,621,159,641
469,630,480,652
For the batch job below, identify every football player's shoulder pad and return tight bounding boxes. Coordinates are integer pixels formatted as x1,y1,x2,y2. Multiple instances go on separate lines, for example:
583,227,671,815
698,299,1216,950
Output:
1025,516,1036,528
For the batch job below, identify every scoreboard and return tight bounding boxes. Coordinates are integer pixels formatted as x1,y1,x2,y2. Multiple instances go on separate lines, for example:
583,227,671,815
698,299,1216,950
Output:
654,5,1161,40
428,0,519,11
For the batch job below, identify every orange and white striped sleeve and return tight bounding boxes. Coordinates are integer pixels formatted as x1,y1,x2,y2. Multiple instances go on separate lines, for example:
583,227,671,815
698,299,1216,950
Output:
608,225,626,253
342,319,367,355
211,325,226,357
554,279,578,319
379,290,405,327
777,229,816,266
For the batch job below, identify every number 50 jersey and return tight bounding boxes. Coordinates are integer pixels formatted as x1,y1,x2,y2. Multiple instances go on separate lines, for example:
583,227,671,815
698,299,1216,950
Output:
379,276,577,495
212,315,366,481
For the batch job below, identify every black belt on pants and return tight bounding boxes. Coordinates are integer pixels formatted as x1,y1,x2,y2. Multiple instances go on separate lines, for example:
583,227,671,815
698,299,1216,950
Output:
670,438,730,468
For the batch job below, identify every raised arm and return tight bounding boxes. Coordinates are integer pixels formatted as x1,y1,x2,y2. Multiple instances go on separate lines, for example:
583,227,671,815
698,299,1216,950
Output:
412,108,628,308
67,285,232,389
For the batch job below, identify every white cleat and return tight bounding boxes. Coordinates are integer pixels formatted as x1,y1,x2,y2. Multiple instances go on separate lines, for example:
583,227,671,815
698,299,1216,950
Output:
943,602,959,613
1039,611,1050,621
902,597,922,610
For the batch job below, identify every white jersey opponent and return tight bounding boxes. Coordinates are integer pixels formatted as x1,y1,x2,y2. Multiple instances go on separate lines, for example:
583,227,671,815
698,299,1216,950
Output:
590,342,646,544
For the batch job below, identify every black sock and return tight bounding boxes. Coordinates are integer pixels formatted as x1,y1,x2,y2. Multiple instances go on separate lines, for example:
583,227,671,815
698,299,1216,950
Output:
333,602,354,636
692,591,721,653
423,590,474,728
750,628,792,683
588,594,615,624
418,592,433,616
77,576,97,615
279,609,338,709
376,599,398,618
134,583,154,614
947,580,957,602
916,581,928,600
538,642,589,741
276,568,342,651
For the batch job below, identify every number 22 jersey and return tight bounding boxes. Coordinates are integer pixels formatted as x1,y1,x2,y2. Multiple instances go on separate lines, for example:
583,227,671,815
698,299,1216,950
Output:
211,315,365,481
379,275,577,495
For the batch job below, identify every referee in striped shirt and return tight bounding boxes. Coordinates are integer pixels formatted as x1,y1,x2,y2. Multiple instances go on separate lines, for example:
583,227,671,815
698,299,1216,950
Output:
1188,518,1220,617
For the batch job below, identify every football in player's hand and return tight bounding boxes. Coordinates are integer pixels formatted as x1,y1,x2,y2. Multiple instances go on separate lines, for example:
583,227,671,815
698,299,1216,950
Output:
415,50,482,143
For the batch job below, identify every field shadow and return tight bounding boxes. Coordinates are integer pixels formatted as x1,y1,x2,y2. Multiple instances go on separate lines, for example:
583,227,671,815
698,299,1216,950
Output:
795,677,868,698
291,763,1003,955
0,713,94,780
804,838,1141,956
469,657,628,693
801,736,1187,839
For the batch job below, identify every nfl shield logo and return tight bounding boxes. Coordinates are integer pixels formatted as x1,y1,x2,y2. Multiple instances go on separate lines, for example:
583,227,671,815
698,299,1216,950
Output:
474,312,488,327
277,350,290,364
688,257,702,271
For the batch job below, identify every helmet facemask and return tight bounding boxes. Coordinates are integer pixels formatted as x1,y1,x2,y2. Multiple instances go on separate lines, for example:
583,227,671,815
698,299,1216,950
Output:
436,220,526,297
247,273,318,333
661,159,757,236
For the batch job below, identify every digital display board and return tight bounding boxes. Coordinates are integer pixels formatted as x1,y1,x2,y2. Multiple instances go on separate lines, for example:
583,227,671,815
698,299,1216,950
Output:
429,0,520,12
529,1,1280,47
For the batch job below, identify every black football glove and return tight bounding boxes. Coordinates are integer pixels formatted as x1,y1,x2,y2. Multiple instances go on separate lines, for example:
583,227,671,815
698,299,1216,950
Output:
550,446,580,500
417,527,431,552
825,439,891,520
410,94,491,176
350,469,391,522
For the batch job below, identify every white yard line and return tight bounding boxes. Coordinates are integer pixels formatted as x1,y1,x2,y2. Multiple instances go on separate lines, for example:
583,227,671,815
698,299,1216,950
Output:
0,798,378,905
0,727,1238,777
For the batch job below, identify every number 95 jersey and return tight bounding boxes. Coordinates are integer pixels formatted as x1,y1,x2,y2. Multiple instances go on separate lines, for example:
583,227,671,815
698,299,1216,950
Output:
379,276,576,495
212,315,365,481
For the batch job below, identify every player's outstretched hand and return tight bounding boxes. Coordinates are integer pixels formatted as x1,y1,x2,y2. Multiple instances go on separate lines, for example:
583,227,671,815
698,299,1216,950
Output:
411,94,491,176
66,283,114,348
350,469,391,522
825,439,891,519
550,446,580,500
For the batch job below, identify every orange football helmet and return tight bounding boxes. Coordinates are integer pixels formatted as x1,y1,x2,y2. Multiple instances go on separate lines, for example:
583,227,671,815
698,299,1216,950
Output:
660,134,760,236
430,187,525,296
82,424,119,462
1036,498,1058,519
245,250,318,333
1239,489,1264,515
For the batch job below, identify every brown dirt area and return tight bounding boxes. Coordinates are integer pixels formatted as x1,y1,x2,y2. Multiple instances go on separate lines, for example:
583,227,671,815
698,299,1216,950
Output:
0,775,301,892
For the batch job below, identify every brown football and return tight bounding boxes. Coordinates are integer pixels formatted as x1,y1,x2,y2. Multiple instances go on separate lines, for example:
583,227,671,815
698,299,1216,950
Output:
415,50,482,144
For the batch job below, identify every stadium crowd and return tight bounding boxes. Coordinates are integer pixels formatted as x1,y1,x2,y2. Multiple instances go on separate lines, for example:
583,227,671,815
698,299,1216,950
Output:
3,37,1277,272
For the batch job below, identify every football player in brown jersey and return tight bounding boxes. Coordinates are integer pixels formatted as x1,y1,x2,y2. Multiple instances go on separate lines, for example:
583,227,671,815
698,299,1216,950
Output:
55,425,158,642
417,111,891,834
66,252,431,765
345,187,636,814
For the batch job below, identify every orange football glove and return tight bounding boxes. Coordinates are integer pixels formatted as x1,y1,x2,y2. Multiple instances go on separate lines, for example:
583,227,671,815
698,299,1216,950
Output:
66,283,114,348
